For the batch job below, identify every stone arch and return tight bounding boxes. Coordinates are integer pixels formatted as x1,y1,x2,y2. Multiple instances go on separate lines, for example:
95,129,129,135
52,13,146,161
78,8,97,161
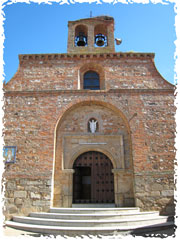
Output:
69,146,117,169
53,99,133,170
94,24,108,36
52,100,135,208
74,24,88,47
54,100,131,136
75,24,88,36
94,24,108,47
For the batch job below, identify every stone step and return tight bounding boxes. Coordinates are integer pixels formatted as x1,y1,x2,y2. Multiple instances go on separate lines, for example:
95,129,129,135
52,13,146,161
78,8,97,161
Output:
6,207,174,236
29,211,159,220
5,221,174,236
49,207,140,214
12,215,169,227
72,203,115,208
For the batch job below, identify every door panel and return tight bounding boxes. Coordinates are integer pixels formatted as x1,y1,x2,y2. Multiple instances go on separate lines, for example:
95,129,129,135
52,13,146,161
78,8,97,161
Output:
73,151,114,203
73,167,91,203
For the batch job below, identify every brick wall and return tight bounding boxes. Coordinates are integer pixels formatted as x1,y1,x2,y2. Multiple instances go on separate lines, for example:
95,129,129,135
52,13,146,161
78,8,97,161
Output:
3,52,175,219
4,53,172,92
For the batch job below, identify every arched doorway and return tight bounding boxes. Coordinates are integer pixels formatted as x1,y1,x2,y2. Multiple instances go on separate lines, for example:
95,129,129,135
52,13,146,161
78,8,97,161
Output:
73,151,114,204
52,100,135,208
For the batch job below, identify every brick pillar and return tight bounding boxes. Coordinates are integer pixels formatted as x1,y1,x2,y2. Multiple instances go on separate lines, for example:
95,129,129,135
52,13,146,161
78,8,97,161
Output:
107,24,115,52
113,169,124,207
112,169,135,207
52,169,75,208
67,23,75,53
88,24,94,52
62,169,75,208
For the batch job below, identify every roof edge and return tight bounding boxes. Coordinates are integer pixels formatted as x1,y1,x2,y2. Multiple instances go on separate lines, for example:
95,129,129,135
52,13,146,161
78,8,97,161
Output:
68,15,114,24
19,52,155,61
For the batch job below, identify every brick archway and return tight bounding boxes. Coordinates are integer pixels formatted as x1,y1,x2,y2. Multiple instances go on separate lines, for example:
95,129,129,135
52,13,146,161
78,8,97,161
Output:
52,100,135,208
54,100,131,135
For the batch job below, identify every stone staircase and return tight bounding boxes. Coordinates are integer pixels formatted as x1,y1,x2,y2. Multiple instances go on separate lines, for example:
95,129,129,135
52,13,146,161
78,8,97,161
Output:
5,206,174,236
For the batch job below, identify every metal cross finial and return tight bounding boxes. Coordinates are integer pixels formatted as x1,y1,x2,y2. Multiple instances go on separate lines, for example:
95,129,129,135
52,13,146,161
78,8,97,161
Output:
90,11,92,18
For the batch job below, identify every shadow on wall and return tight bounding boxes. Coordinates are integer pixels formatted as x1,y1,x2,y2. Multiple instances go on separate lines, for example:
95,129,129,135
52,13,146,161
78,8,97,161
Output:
131,198,176,237
160,197,175,216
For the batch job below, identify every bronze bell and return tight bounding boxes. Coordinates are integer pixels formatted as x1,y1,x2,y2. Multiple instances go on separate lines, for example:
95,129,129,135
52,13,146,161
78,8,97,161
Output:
76,32,87,47
95,34,105,47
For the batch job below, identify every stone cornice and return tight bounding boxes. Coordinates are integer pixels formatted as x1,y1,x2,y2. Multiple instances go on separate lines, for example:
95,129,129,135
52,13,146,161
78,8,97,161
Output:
4,88,174,97
19,52,155,62
134,170,174,176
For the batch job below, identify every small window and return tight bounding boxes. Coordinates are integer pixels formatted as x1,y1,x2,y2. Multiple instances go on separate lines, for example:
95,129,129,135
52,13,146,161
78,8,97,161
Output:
84,71,100,90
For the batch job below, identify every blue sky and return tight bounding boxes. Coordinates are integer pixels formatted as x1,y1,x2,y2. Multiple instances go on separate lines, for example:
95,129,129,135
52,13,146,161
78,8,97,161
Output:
3,1,176,84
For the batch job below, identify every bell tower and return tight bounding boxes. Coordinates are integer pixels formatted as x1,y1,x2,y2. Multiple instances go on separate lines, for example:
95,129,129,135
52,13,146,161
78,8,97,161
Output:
67,16,115,54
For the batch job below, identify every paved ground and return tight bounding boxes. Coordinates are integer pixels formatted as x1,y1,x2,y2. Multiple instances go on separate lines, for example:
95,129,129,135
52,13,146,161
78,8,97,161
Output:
2,227,130,239
3,226,41,237
2,226,176,239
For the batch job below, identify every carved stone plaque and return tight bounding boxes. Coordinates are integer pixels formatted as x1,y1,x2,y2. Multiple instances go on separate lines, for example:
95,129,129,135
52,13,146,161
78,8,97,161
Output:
62,134,124,169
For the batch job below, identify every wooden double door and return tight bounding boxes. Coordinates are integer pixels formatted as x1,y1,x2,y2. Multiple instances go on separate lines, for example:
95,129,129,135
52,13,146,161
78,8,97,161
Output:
73,151,114,203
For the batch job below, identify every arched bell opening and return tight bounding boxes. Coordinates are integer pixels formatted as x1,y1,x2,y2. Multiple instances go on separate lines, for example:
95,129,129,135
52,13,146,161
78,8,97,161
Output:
94,24,108,47
75,25,88,47
73,151,114,204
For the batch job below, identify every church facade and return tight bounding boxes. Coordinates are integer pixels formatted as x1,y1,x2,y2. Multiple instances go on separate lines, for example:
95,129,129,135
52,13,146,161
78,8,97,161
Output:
3,16,175,220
